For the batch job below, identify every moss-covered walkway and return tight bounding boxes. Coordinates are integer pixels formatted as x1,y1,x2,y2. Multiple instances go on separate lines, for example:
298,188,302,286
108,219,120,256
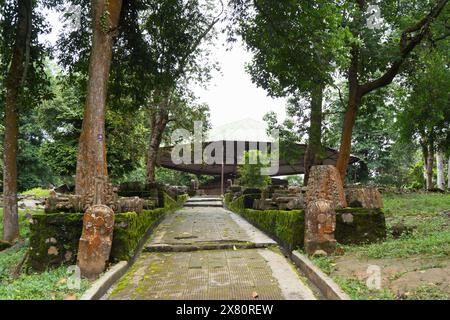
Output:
107,198,316,300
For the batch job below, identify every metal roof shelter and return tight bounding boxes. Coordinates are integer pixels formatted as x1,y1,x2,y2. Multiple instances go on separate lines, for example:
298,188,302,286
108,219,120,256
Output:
158,140,360,178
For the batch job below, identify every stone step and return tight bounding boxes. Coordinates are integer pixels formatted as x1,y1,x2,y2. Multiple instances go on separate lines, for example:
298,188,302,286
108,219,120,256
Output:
187,197,222,202
144,240,274,253
183,201,223,207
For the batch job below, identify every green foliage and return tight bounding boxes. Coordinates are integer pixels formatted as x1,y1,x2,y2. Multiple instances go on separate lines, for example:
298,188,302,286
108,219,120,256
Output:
240,208,305,251
343,227,450,259
155,167,214,187
230,0,348,96
237,150,271,188
309,255,336,275
19,188,51,198
398,48,450,153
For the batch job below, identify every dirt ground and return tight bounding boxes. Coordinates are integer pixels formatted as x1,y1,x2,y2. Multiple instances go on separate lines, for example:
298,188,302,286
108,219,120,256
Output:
331,253,450,299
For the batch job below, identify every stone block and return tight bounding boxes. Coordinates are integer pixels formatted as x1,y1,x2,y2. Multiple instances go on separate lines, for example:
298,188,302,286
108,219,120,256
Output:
345,187,383,209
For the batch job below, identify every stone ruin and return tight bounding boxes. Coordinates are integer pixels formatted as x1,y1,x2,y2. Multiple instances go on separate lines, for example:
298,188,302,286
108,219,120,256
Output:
43,181,179,214
253,186,306,211
226,165,384,256
40,179,186,279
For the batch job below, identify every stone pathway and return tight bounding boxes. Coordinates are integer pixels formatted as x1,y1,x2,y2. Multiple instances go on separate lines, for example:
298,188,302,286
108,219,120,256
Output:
107,197,316,300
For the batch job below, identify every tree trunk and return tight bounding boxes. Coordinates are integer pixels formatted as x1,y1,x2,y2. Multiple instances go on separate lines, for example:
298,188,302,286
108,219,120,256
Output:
425,146,434,190
448,155,450,191
304,83,324,186
436,151,445,191
75,0,122,203
336,47,361,181
146,113,168,184
2,0,32,242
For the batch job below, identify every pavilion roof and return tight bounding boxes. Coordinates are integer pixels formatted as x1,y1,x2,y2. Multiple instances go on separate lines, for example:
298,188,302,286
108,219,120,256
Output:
157,140,360,177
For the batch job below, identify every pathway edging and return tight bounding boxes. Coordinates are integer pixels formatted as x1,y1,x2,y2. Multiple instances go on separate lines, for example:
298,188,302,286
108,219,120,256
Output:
80,261,129,300
291,251,351,300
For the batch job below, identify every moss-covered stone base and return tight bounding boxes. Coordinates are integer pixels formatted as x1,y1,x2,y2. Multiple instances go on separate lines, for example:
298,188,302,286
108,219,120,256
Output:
335,208,387,244
27,193,187,271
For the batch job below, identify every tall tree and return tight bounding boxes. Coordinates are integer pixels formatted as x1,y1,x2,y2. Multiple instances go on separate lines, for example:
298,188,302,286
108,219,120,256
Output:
335,0,449,180
146,91,210,183
1,0,32,241
229,0,347,183
74,0,122,203
231,0,449,182
140,0,221,183
398,48,450,190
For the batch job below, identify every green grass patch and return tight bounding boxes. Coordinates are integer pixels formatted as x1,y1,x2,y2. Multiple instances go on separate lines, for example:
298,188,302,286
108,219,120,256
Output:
405,284,449,300
342,220,450,259
334,276,396,300
383,192,450,219
309,254,336,275
19,187,51,198
0,244,90,300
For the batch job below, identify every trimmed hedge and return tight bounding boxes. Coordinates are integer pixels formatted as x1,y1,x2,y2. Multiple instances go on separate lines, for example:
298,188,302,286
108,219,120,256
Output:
27,193,187,271
225,193,386,251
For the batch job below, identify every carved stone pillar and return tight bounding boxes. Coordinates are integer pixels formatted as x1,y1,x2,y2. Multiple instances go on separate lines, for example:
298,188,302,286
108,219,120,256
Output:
304,200,336,255
77,204,114,279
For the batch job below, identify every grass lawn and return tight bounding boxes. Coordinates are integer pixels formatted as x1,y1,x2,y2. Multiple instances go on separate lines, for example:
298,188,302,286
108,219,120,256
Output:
0,209,90,300
310,192,450,300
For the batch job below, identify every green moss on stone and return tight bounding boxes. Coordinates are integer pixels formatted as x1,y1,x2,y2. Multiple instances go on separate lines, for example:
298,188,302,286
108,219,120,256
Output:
27,193,188,271
226,195,387,250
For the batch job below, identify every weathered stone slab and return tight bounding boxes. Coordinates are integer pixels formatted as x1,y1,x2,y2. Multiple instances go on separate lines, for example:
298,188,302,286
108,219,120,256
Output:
286,197,304,210
305,165,347,209
345,187,383,209
116,197,144,213
77,205,115,279
44,193,84,213
304,200,336,255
